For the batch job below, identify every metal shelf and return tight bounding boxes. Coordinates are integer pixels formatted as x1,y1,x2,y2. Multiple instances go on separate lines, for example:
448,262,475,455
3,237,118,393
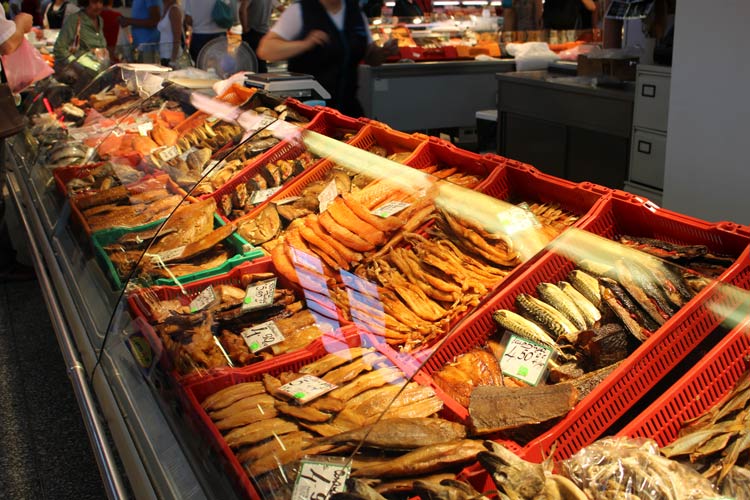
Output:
4,147,240,499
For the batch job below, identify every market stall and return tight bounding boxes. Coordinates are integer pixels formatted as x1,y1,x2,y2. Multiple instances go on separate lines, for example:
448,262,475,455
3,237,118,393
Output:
4,64,750,500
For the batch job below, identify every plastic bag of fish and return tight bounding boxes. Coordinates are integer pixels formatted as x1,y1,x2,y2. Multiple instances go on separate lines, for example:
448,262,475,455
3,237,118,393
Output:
561,437,718,500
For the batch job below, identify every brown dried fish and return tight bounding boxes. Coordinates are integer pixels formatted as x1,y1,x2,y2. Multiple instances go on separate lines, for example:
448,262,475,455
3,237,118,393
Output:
352,440,486,478
320,418,466,450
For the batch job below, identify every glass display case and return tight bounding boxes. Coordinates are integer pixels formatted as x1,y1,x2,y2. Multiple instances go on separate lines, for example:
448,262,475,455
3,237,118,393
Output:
6,66,750,499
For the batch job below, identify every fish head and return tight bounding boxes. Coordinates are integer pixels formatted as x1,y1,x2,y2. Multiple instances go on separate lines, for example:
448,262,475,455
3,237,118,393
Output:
477,446,545,499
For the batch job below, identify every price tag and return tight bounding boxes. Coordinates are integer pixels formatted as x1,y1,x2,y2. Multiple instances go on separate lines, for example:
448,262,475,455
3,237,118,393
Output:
151,245,185,264
201,159,220,176
137,121,153,136
371,200,411,218
318,179,338,213
241,278,277,311
277,375,337,404
251,186,281,204
291,457,350,500
189,285,218,313
500,334,554,386
274,195,301,206
159,145,179,162
241,321,285,353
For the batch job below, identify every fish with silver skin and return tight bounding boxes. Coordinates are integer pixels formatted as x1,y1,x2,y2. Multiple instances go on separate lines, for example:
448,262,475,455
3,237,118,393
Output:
515,293,578,339
557,281,601,328
536,283,588,331
568,270,601,309
492,309,560,352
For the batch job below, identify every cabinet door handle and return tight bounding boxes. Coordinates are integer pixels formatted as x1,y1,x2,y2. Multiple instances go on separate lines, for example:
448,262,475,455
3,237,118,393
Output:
638,140,652,154
641,84,656,98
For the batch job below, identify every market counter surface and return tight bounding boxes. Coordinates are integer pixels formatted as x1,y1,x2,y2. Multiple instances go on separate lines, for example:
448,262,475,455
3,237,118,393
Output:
358,59,516,132
496,70,635,189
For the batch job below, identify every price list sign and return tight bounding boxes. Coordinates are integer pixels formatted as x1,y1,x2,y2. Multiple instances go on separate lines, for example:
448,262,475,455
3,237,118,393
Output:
277,375,337,404
500,334,554,386
241,278,277,312
291,457,350,500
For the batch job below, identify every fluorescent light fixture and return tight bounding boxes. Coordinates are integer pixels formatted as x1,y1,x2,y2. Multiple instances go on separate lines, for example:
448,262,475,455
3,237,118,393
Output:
385,1,395,5
373,18,383,24
433,1,460,5
463,1,490,5
490,1,502,4
412,17,423,24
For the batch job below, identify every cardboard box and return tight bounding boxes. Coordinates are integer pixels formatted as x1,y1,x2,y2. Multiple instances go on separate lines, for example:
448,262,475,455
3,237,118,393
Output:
577,54,639,81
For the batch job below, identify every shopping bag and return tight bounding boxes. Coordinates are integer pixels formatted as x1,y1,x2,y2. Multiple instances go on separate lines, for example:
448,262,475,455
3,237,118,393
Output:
212,0,236,29
1,38,55,93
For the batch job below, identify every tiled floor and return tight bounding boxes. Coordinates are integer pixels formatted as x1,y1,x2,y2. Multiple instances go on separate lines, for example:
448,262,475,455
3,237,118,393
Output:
0,276,105,500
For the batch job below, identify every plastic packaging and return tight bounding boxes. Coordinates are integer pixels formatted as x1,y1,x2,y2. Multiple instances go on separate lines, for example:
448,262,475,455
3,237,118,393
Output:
1,38,54,93
505,42,560,71
561,437,717,500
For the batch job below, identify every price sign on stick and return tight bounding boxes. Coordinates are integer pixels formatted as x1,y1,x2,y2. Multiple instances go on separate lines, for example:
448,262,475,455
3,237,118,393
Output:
500,334,554,386
241,278,277,311
318,179,338,213
277,375,337,404
371,200,411,218
241,321,285,353
159,145,179,162
251,186,281,204
291,457,350,500
189,286,218,313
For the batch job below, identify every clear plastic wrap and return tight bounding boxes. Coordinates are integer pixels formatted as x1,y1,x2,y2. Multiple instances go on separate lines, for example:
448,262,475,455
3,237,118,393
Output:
562,437,717,500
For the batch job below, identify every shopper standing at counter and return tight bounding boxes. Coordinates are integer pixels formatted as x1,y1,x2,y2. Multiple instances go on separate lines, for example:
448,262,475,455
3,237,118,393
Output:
157,0,183,67
184,0,234,63
52,0,106,71
1,5,35,281
257,0,397,117
119,0,160,61
239,0,272,72
42,0,78,29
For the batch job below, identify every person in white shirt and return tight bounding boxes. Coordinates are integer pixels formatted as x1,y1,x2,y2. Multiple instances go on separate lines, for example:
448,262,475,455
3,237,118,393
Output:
184,0,235,62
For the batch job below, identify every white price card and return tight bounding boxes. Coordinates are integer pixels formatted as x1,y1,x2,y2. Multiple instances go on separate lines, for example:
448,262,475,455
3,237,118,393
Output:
500,334,554,386
278,375,337,404
137,121,153,136
201,159,220,176
273,195,301,206
241,321,285,353
291,457,350,500
251,186,281,204
241,278,277,311
371,200,411,218
189,286,218,313
151,246,185,264
318,179,338,213
159,145,180,162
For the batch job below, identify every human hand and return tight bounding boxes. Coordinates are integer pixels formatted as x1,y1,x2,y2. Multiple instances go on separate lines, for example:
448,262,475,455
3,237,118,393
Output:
33,27,44,40
304,30,329,50
14,13,33,34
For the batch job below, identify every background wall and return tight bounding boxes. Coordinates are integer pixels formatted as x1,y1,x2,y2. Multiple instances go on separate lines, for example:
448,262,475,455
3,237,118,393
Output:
662,0,750,224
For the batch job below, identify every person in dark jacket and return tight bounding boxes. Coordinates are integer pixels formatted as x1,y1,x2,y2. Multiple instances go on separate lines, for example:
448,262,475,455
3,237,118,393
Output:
257,0,396,117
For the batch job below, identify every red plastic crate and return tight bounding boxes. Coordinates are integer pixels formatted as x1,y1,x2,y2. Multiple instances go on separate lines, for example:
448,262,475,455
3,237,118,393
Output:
182,328,438,500
303,107,366,141
127,257,350,382
70,173,190,237
392,195,750,459
479,159,611,218
617,316,750,446
405,137,505,191
52,154,145,198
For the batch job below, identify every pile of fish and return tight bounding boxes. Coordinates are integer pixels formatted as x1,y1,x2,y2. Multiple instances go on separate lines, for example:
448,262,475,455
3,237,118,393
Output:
63,161,144,196
618,234,735,279
102,198,237,282
430,256,709,436
217,151,319,220
562,438,717,500
661,370,750,498
46,140,91,169
141,271,338,374
199,348,468,496
73,175,184,232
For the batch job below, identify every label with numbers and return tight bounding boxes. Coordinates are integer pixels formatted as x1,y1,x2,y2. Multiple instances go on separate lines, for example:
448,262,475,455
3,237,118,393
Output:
371,200,411,218
277,375,337,404
274,195,301,206
317,179,338,213
241,278,277,311
137,121,153,136
251,186,281,205
291,457,350,500
500,334,554,386
241,321,285,353
159,145,180,162
152,246,185,264
189,286,218,313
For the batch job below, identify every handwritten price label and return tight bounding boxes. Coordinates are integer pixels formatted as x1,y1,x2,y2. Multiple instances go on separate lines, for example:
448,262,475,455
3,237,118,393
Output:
241,278,277,311
159,145,180,162
137,121,153,136
251,186,281,204
291,457,350,500
189,286,218,313
372,200,410,218
278,375,337,404
318,179,338,213
500,334,554,386
152,245,185,264
241,321,285,353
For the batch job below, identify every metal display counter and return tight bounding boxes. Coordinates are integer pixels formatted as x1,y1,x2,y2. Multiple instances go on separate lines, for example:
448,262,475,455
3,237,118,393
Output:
496,70,634,189
3,138,241,500
357,59,515,132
